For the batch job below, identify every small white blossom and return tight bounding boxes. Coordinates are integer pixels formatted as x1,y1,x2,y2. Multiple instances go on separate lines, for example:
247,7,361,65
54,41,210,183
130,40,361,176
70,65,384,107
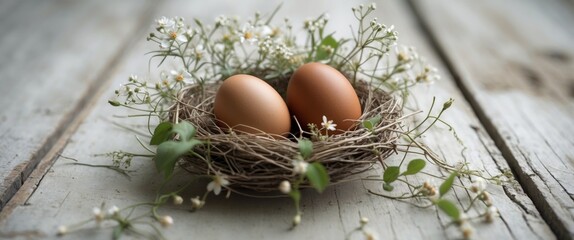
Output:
93,207,105,223
207,175,230,195
156,16,175,29
460,222,474,239
214,43,225,53
191,196,205,209
363,227,379,240
57,225,68,236
239,24,258,44
173,195,184,205
321,115,337,131
470,177,486,193
169,69,193,84
485,206,499,223
279,180,291,194
107,205,120,216
215,15,229,26
292,160,309,175
159,215,174,228
369,3,377,10
293,214,301,226
360,217,369,226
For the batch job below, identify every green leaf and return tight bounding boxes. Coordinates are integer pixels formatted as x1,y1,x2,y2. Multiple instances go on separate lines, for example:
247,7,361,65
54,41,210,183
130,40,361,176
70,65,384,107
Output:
362,115,382,131
150,122,173,145
439,171,458,197
155,139,202,179
315,35,338,61
402,159,426,176
383,166,400,183
437,199,460,220
306,162,330,193
383,182,394,191
298,139,313,159
171,121,196,141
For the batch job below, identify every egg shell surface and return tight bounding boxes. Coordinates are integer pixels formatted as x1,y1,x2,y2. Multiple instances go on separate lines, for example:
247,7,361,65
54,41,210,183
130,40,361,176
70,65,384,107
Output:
213,74,291,136
287,62,362,133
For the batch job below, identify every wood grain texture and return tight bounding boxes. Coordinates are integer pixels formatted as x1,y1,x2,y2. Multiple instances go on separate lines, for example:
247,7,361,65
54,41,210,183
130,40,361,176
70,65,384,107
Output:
0,0,155,209
0,0,556,239
409,0,574,238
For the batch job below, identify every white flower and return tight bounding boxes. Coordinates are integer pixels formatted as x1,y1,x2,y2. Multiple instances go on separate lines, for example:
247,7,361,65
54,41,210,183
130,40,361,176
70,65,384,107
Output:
159,215,174,228
173,195,184,205
363,227,379,240
156,16,175,29
57,225,67,236
485,206,499,223
279,180,291,194
207,175,230,195
169,69,193,84
214,43,225,53
369,3,377,10
256,25,273,38
107,206,120,216
470,177,486,193
215,15,229,26
191,196,205,209
460,222,474,239
239,24,258,44
293,214,301,226
321,115,337,131
360,217,369,225
292,160,309,174
93,207,105,223
158,23,188,48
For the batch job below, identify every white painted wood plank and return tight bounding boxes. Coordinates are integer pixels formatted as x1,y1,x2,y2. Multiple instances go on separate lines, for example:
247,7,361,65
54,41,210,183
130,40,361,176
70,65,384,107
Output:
0,0,155,209
0,0,555,239
410,0,574,238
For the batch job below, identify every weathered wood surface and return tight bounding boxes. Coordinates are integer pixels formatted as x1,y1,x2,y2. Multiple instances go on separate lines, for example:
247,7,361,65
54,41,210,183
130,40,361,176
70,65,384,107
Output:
410,0,574,238
0,0,156,209
0,0,569,239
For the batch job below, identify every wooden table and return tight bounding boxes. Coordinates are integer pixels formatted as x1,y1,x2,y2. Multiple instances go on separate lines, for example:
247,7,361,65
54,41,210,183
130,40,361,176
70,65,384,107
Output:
0,0,572,239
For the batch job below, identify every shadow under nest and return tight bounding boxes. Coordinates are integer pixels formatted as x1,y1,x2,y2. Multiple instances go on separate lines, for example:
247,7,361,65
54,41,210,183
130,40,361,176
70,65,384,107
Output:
170,76,402,195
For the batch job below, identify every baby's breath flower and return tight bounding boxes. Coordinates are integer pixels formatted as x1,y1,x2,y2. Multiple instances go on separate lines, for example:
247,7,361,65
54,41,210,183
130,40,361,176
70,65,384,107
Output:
239,24,258,44
173,195,184,205
215,15,229,27
107,206,120,216
156,16,175,29
279,180,291,194
293,214,301,226
191,196,205,209
470,177,486,193
369,3,377,10
57,225,68,236
460,222,474,239
159,215,174,228
363,227,379,240
321,116,337,131
360,217,369,226
214,43,225,53
207,174,230,195
292,160,309,175
484,206,499,223
93,207,105,223
170,69,193,84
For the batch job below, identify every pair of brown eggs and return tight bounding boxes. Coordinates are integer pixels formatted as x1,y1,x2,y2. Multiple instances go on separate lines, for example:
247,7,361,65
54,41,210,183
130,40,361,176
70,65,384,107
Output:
213,62,362,137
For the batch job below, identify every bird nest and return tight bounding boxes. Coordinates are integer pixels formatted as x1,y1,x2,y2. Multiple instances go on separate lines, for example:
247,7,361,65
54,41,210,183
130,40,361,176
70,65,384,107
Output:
170,79,402,193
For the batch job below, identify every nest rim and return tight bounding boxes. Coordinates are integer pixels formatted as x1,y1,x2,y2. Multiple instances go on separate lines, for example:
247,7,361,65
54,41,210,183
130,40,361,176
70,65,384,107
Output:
170,76,402,194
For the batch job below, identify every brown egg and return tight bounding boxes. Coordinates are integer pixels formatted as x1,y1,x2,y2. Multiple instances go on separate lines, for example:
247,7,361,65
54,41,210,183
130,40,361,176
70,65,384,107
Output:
213,74,291,136
287,62,362,134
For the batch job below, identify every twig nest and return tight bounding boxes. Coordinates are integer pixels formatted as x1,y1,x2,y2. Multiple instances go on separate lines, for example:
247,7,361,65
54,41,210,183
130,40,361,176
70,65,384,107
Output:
173,78,401,193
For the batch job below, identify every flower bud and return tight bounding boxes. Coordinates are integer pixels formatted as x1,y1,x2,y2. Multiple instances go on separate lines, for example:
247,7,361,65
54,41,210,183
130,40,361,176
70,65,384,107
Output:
173,195,184,205
279,181,291,194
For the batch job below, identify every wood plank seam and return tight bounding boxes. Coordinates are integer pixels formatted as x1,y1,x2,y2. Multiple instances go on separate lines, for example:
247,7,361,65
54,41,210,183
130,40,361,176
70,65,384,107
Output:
0,0,161,218
405,0,571,239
